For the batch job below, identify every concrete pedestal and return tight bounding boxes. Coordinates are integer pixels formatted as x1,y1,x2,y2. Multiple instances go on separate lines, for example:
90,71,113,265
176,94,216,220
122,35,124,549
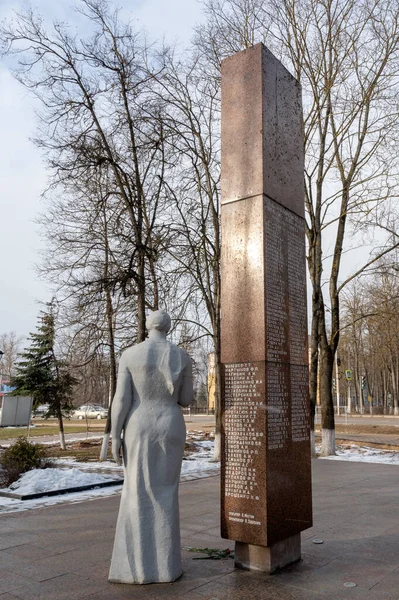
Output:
235,534,301,574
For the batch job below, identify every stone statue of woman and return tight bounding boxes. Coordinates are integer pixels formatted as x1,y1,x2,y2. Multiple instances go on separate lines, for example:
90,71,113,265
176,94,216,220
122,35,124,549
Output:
109,309,194,584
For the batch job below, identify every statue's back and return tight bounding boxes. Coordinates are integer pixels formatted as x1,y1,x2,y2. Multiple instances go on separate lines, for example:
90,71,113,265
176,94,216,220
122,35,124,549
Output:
109,331,193,584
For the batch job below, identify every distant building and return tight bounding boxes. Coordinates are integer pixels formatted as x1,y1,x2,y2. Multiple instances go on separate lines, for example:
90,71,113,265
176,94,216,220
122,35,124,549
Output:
207,352,216,413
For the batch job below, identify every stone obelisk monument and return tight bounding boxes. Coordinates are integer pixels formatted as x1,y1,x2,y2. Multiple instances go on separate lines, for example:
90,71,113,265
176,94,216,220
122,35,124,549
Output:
220,43,312,574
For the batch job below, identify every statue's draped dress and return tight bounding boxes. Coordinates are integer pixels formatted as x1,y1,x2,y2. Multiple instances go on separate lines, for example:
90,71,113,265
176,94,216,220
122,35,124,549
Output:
108,340,193,584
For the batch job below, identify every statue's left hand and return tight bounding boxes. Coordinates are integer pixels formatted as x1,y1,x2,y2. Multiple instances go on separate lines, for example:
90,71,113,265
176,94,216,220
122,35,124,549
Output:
112,438,122,466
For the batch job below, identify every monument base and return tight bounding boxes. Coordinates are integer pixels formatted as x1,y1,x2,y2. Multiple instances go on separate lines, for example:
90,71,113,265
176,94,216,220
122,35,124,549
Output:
235,534,301,574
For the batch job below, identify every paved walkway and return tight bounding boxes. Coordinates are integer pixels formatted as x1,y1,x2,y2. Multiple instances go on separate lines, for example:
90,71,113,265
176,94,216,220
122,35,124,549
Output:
0,459,399,599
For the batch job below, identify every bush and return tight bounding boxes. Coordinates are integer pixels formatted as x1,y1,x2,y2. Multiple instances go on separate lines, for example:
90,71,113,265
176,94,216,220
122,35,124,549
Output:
0,437,53,488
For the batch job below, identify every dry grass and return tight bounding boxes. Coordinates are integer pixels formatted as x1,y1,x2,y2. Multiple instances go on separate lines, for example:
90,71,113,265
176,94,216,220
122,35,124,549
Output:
46,436,209,463
48,439,113,462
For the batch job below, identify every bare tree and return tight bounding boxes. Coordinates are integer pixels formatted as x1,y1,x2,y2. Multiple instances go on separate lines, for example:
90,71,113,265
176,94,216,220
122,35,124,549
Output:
194,0,399,455
156,54,222,458
0,332,23,382
340,263,399,416
1,0,172,342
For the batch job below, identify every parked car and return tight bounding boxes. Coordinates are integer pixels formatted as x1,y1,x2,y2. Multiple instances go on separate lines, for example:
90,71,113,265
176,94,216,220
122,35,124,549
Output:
32,404,50,418
72,404,108,420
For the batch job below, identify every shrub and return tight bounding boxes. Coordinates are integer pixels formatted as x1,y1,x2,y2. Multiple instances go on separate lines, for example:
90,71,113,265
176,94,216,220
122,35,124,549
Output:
0,437,53,488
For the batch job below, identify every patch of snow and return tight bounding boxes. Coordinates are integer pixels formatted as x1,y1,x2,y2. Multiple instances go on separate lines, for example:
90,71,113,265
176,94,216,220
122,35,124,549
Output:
181,440,219,474
0,482,123,514
40,435,104,446
54,457,123,472
55,440,219,476
0,438,219,514
317,444,399,465
5,467,117,495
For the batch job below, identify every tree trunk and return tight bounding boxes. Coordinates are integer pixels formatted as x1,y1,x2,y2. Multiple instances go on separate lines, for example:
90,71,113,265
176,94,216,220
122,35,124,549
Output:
100,286,118,461
393,373,399,416
359,383,365,415
213,322,222,461
319,343,335,456
137,253,146,343
347,382,352,416
382,370,387,415
57,409,66,450
353,376,359,414
309,309,319,458
335,354,340,417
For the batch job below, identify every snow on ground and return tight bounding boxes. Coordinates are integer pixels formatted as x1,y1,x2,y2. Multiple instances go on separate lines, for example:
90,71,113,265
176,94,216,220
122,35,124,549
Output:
5,468,117,495
0,481,123,514
54,457,123,473
318,444,399,465
0,435,218,514
53,440,219,476
181,440,219,474
3,437,396,516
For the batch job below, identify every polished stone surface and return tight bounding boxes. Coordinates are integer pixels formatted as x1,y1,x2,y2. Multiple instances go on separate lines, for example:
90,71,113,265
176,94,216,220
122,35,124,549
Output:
221,43,304,217
0,461,399,599
220,43,311,555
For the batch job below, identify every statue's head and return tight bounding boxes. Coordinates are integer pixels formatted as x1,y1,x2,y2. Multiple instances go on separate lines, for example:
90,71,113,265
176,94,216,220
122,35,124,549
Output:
146,309,171,333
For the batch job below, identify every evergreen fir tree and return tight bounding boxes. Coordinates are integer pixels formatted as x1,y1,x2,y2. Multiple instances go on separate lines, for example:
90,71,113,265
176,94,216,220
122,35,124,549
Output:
12,303,75,449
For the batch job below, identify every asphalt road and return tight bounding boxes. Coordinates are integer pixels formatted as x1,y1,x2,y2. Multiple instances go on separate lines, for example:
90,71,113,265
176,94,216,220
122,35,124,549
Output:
1,414,399,446
318,414,399,427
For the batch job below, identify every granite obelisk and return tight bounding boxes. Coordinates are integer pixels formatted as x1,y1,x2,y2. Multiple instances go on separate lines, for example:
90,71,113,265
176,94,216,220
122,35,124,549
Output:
221,43,312,574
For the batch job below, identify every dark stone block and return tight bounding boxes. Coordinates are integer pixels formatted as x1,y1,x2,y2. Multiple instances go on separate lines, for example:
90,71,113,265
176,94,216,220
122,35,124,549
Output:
221,43,312,571
221,44,304,217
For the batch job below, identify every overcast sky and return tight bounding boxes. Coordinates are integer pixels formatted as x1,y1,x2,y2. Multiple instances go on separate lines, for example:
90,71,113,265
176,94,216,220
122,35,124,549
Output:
0,0,204,339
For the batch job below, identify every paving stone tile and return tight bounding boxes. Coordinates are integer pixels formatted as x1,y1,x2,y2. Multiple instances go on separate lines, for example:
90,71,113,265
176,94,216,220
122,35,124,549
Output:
84,585,205,600
319,585,396,600
1,462,399,600
41,573,104,600
370,566,399,596
0,543,56,564
193,571,319,600
0,535,37,551
280,554,398,594
181,554,235,582
69,558,111,580
2,581,41,600
181,535,235,551
301,537,363,560
0,571,34,596
340,534,399,565
180,521,218,534
10,573,104,600
4,554,70,582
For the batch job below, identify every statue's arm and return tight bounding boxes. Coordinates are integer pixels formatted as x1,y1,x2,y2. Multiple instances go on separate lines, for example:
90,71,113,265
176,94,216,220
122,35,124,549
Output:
111,352,133,465
178,356,194,407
